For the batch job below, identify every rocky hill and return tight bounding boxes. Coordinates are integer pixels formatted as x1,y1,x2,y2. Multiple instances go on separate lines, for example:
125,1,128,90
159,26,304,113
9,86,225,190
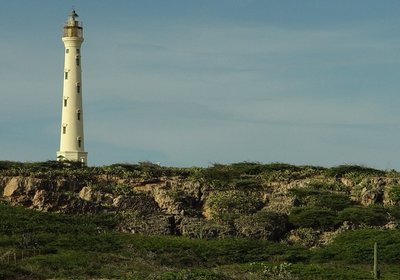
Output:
2,161,400,246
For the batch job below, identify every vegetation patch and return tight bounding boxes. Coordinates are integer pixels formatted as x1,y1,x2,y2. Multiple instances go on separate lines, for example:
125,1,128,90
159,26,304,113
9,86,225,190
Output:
336,206,389,227
234,211,289,240
290,187,353,211
1,161,400,278
325,164,386,178
289,207,337,230
387,184,400,205
205,190,264,221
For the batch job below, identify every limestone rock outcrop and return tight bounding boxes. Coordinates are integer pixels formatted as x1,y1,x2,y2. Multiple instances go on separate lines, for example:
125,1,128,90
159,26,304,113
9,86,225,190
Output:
1,166,400,240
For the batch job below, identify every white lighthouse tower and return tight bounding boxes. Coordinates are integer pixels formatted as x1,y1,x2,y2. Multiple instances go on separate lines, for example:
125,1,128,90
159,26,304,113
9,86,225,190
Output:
57,10,88,165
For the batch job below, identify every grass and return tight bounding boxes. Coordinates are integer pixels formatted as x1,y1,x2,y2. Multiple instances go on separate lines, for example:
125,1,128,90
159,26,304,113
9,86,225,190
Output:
0,202,400,279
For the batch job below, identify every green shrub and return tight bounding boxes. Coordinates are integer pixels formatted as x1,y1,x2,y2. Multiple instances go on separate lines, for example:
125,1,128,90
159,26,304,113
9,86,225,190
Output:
230,161,269,175
291,263,372,280
387,206,400,222
289,207,337,230
336,206,389,227
199,162,306,187
234,211,289,240
0,161,25,171
325,165,385,178
285,228,321,247
306,181,348,192
290,188,352,211
312,193,352,211
206,191,264,221
110,161,195,178
200,164,240,186
0,203,117,235
248,262,299,280
160,269,229,280
231,177,263,190
313,229,400,264
387,184,400,205
230,162,305,175
28,250,103,277
261,163,302,173
179,218,233,238
0,263,45,280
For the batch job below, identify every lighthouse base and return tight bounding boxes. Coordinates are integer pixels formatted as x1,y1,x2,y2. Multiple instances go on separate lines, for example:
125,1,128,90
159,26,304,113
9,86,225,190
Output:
57,151,88,165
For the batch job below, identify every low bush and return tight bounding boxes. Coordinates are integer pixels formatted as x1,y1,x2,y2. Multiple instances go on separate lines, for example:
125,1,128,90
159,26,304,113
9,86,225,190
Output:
0,203,117,235
291,263,372,280
387,184,400,205
0,263,45,280
289,207,337,230
230,177,263,190
160,269,229,280
290,188,352,211
313,229,400,264
200,164,240,186
336,206,389,227
205,191,264,221
234,211,289,240
325,165,385,178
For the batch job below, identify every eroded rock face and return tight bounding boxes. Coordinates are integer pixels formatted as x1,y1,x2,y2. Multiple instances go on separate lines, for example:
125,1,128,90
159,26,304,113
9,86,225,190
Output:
3,177,20,197
1,172,400,239
79,186,94,201
3,177,46,197
1,176,93,213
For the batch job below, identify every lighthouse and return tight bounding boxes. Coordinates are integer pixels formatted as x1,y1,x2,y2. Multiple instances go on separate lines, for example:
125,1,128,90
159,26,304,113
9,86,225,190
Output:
56,10,88,165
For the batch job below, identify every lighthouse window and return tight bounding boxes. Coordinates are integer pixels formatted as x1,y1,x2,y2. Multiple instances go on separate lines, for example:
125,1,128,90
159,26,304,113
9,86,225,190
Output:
77,137,82,148
66,49,69,54
64,71,68,80
76,49,80,54
76,83,81,93
64,99,67,107
77,110,81,120
63,127,67,134
76,56,80,66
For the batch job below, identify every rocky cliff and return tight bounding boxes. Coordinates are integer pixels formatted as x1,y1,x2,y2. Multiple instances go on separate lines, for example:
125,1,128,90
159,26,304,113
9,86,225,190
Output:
1,162,400,245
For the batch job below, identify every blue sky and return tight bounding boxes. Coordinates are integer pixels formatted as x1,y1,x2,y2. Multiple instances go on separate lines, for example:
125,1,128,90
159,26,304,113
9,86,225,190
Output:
1,0,400,168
